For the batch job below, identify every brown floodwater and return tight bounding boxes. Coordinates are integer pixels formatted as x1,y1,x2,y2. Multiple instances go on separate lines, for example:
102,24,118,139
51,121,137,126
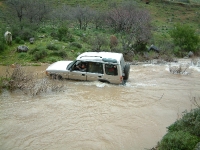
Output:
0,59,200,150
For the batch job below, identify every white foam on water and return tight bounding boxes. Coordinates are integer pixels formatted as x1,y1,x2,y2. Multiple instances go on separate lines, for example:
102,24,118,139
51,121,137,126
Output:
74,80,111,88
125,82,157,88
189,66,200,72
142,64,157,67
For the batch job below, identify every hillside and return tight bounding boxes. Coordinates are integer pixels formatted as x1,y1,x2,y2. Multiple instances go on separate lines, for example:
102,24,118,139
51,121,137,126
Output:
0,0,200,65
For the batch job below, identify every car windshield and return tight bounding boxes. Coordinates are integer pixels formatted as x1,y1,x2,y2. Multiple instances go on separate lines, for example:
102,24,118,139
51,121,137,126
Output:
67,61,76,70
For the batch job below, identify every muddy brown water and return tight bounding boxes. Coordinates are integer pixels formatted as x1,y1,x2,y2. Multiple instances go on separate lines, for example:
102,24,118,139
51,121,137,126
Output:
0,59,200,150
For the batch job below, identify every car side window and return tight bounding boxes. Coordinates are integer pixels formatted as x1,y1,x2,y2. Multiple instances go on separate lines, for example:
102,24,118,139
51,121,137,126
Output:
72,61,87,72
105,64,118,76
88,62,103,74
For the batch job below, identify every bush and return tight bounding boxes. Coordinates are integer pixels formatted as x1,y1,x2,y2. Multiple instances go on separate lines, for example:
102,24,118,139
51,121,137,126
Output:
169,23,200,53
0,41,6,51
91,34,108,52
12,28,35,41
110,35,118,50
133,42,148,53
15,37,21,44
32,49,48,61
70,42,82,49
51,50,67,58
29,47,40,55
18,53,27,59
14,36,25,44
46,44,59,50
0,30,6,51
57,26,75,42
159,131,199,150
47,57,58,63
158,108,200,150
168,108,200,137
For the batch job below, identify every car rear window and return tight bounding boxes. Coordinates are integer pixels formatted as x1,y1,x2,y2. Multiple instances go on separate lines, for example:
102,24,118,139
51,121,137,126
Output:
105,64,118,76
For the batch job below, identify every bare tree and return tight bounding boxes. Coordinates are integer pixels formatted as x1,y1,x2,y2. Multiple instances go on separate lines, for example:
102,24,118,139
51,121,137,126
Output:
6,0,27,22
6,0,52,27
72,5,94,30
91,34,108,52
106,1,152,53
91,10,106,29
50,4,72,23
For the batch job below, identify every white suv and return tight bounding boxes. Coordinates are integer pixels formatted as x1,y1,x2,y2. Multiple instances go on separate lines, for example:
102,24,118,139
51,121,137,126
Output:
46,52,130,84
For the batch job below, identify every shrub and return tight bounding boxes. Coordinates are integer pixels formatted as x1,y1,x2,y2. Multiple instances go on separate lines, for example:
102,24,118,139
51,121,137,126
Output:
18,53,27,59
169,23,200,53
15,37,21,44
29,47,40,55
0,30,6,51
56,26,75,42
110,35,118,50
12,28,35,41
72,29,84,37
158,108,200,150
70,42,82,49
168,108,200,137
133,42,148,53
32,49,48,61
159,131,199,150
51,50,67,58
47,57,58,63
46,44,59,50
15,37,25,44
91,34,108,52
0,41,6,51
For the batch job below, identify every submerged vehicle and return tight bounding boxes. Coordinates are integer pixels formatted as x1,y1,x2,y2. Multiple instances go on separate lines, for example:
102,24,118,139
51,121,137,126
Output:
46,52,130,84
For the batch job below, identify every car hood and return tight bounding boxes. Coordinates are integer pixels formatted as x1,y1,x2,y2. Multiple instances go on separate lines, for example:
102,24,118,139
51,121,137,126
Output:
46,61,73,71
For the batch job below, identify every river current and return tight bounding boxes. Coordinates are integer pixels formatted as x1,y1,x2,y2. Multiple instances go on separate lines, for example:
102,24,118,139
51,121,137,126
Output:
0,59,200,150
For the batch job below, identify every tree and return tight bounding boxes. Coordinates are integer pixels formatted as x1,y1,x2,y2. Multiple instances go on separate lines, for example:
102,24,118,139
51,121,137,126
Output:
6,0,52,29
169,23,200,53
6,0,26,23
72,5,94,30
106,1,152,53
91,34,108,52
91,10,106,29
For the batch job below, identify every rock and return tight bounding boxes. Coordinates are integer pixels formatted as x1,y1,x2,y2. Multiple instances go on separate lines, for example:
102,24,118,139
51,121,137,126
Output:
148,44,160,53
194,142,200,150
29,38,35,44
188,51,194,58
17,45,29,52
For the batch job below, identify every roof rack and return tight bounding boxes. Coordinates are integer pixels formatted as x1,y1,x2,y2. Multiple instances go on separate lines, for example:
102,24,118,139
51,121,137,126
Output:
102,58,117,63
80,56,102,59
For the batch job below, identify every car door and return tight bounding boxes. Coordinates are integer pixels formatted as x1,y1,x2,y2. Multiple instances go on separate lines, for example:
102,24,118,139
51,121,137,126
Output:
68,70,87,81
102,64,122,84
68,61,87,81
86,62,104,81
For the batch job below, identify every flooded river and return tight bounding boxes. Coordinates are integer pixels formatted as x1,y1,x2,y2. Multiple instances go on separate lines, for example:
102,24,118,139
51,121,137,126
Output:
0,59,200,150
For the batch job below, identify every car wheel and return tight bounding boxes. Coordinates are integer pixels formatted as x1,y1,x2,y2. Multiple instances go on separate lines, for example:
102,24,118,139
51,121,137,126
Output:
57,75,62,80
123,64,130,80
51,74,57,79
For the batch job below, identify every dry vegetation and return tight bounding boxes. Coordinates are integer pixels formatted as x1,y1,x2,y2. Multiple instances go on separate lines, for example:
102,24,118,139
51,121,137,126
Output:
0,65,64,96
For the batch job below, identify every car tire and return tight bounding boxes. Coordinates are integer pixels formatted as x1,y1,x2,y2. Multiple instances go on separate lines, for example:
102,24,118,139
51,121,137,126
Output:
50,74,57,79
57,75,62,80
124,64,130,80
